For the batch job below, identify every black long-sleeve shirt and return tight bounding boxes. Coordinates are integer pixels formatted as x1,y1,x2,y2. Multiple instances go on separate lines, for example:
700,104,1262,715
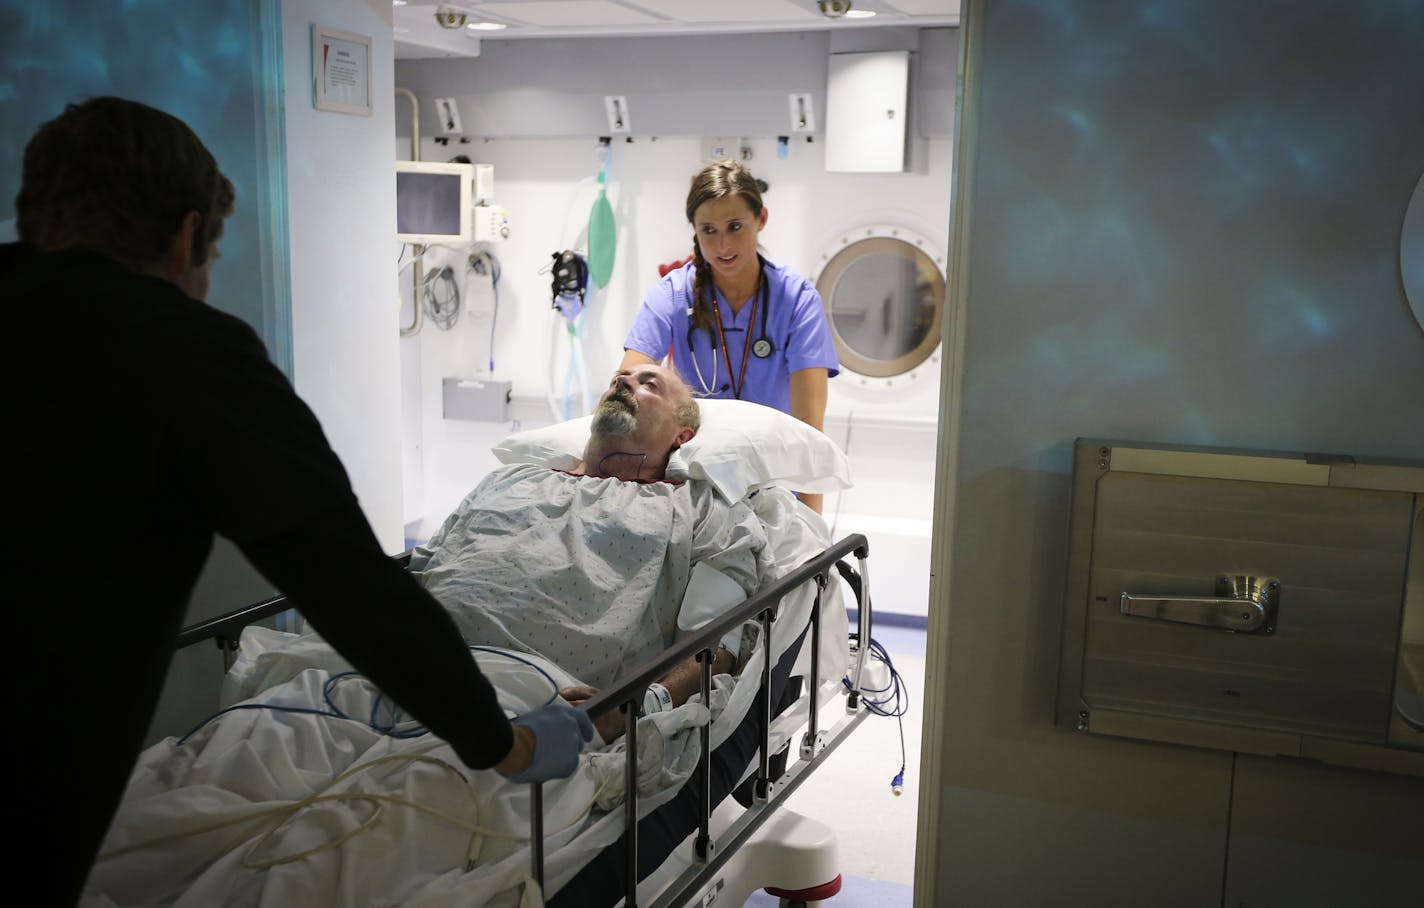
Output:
1,243,510,905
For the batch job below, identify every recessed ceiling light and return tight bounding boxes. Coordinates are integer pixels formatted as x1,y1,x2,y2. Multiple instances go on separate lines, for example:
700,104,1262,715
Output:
845,9,877,18
466,21,507,30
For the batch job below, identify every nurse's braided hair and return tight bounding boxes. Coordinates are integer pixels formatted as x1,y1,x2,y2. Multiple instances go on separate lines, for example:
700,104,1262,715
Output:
685,160,768,335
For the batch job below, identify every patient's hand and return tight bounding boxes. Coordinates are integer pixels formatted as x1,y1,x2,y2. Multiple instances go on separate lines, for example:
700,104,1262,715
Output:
560,685,625,744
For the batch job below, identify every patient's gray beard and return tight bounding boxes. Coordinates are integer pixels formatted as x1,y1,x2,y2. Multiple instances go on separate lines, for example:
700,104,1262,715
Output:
591,399,636,439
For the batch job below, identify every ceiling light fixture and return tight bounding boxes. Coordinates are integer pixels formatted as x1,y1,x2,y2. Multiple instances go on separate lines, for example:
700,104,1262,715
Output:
466,21,508,31
845,8,877,18
818,1,853,18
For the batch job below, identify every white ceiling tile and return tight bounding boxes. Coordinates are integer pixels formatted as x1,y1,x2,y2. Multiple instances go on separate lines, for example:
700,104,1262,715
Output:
882,0,960,16
471,1,665,27
621,0,814,26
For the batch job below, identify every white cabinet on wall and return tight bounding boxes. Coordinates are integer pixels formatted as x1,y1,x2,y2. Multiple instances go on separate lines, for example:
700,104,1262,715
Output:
826,50,910,173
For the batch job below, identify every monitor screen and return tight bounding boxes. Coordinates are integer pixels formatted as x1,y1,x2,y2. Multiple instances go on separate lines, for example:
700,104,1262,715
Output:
395,161,472,245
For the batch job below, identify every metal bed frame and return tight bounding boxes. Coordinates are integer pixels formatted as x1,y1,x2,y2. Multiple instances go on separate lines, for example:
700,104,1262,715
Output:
174,533,873,907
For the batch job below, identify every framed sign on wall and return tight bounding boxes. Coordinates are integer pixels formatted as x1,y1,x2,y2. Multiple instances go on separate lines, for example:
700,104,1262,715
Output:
312,24,371,116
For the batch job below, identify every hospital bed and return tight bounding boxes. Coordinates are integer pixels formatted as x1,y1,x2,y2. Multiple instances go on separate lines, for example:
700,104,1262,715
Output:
83,404,881,907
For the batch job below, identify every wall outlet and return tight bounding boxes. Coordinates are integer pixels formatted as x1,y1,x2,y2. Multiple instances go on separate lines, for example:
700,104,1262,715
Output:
702,136,752,163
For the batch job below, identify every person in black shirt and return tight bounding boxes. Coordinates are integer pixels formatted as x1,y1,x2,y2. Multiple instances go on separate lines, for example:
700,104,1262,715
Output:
2,96,593,907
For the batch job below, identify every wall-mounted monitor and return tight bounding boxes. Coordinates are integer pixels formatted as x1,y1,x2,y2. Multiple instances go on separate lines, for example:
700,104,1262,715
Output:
395,160,472,246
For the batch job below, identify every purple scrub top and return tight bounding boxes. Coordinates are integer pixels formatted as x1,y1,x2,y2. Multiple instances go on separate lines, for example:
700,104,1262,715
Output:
623,257,839,414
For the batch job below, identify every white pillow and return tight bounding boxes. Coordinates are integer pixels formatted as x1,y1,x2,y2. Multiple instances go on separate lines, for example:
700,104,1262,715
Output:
492,399,852,502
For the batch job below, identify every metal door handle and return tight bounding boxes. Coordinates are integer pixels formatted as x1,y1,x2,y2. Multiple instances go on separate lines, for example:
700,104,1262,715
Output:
1120,574,1279,634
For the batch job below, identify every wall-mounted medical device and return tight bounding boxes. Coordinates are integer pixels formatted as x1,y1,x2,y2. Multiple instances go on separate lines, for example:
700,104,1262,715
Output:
396,160,505,245
433,97,463,135
396,160,473,246
443,377,511,422
603,95,630,134
471,162,494,204
1055,439,1423,777
473,205,509,242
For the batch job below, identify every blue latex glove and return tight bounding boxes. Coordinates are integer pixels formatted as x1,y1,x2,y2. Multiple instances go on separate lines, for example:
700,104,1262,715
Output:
506,704,595,783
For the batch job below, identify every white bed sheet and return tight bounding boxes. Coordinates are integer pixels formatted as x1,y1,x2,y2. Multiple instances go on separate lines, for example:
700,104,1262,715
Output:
82,485,847,908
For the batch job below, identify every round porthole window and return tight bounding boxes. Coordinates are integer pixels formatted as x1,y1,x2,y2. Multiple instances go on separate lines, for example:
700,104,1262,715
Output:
1402,171,1424,335
813,226,947,387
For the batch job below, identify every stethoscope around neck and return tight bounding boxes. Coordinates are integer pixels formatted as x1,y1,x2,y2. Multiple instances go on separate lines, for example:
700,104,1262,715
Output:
686,257,773,397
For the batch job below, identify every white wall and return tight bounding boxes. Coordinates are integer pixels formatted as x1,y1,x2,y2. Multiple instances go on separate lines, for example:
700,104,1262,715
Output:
283,0,406,552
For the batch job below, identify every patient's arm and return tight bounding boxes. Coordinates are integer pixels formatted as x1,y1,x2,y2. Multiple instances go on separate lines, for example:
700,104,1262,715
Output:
658,644,737,709
562,645,736,743
789,367,828,514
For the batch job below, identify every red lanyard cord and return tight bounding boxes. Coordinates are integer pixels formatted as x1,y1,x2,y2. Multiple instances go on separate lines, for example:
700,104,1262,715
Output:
711,279,758,400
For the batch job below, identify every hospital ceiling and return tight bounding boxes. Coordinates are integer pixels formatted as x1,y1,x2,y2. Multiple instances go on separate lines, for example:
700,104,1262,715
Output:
395,0,960,59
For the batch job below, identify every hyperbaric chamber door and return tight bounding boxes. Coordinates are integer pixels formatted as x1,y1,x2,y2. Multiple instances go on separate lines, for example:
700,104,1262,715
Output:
811,225,947,388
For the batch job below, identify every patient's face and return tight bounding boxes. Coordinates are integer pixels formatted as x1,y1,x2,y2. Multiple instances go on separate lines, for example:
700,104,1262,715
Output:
593,364,692,450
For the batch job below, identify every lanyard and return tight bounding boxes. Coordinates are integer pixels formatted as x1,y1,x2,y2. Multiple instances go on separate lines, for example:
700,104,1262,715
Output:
711,272,761,400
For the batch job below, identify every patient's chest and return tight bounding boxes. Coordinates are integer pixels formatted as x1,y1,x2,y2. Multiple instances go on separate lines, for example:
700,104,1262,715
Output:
419,466,697,686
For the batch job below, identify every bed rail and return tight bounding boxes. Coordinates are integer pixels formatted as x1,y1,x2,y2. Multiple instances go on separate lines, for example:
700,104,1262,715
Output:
561,532,872,908
170,538,873,908
174,552,413,660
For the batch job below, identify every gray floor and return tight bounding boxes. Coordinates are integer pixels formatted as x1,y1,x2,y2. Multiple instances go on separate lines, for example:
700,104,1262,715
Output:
745,623,925,906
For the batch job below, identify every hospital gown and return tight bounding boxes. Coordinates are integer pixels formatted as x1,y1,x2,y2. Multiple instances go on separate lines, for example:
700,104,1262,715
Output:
410,463,770,688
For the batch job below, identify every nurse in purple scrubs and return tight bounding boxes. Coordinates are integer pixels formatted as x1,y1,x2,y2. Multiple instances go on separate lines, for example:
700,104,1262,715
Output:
620,160,839,512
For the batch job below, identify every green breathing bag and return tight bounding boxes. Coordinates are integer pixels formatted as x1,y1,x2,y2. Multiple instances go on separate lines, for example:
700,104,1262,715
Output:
587,171,616,289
